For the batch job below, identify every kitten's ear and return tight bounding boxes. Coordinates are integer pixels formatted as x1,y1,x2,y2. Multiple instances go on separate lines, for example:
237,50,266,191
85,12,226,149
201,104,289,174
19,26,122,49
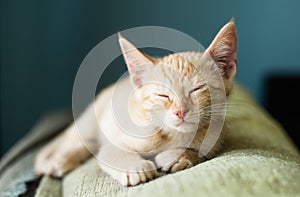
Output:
206,19,237,82
118,33,153,87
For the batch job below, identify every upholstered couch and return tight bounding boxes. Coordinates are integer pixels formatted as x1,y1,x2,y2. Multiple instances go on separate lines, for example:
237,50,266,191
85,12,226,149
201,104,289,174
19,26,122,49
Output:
1,84,299,197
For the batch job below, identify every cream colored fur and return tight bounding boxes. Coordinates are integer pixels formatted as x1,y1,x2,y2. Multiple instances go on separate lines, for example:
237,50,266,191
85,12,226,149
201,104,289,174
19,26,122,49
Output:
35,20,237,186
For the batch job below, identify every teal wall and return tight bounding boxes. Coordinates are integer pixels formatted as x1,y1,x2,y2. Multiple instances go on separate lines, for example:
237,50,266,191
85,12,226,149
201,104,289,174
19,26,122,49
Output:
1,0,300,155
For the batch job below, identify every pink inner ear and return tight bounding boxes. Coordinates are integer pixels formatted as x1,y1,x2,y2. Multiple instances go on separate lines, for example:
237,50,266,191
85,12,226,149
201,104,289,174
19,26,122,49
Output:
119,36,153,87
208,21,237,79
224,60,236,79
123,50,152,87
128,61,146,87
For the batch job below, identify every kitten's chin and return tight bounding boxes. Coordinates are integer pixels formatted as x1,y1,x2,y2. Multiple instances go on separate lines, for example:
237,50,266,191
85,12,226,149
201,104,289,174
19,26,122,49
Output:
166,123,198,134
178,125,198,133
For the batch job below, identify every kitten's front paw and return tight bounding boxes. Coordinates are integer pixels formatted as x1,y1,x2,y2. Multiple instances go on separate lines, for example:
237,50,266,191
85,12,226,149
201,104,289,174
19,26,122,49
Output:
123,160,158,186
155,149,199,173
103,160,158,186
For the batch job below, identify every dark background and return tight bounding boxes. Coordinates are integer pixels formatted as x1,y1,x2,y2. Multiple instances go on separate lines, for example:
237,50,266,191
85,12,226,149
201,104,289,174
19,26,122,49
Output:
1,0,300,156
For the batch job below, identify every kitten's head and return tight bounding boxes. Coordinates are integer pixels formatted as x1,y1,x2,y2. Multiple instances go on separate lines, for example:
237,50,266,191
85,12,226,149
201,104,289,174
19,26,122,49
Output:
119,20,237,133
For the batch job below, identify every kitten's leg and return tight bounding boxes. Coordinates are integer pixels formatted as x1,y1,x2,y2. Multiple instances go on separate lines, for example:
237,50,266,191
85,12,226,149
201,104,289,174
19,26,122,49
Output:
97,144,158,186
34,126,94,177
35,106,98,177
35,85,115,177
155,148,205,173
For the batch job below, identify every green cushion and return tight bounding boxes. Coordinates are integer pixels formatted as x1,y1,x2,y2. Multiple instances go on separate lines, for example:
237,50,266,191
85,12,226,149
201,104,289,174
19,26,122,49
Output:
1,84,299,197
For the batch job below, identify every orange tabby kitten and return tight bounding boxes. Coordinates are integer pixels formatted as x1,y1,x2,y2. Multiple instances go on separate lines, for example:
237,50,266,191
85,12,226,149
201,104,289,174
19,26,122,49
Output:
35,20,237,186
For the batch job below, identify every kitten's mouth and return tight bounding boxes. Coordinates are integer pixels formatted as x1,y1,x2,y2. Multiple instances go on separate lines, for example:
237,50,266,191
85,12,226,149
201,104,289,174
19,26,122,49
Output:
176,120,194,127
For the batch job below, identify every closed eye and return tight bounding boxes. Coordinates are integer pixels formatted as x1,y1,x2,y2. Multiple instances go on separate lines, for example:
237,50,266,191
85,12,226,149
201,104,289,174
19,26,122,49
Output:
156,94,170,99
189,85,207,95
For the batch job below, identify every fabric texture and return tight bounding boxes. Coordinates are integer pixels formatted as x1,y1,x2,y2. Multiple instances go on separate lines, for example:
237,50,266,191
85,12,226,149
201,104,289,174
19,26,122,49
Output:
0,84,299,197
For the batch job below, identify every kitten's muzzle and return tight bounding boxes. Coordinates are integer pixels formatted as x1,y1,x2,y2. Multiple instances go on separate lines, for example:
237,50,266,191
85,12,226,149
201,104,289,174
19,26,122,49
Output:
174,109,189,119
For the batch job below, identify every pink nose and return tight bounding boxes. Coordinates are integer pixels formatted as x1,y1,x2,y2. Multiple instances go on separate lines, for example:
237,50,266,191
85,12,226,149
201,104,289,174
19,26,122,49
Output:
174,110,188,119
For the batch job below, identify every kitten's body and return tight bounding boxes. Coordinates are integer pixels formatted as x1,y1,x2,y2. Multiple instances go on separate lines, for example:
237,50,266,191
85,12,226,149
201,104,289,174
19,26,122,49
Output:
35,20,237,186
